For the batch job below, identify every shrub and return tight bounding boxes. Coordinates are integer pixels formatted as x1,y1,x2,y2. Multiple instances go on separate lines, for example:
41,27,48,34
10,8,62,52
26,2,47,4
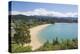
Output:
11,44,32,53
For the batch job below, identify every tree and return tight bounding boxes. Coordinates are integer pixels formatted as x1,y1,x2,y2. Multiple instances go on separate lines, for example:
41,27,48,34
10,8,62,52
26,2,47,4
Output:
53,37,59,45
43,40,50,47
13,21,31,46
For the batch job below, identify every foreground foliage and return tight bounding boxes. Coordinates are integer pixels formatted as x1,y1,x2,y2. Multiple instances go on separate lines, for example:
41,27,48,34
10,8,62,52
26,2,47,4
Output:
12,21,31,46
36,38,78,51
11,44,32,53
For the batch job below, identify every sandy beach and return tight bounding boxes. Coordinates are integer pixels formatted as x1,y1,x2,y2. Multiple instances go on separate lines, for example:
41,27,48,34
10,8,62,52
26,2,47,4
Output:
29,24,51,50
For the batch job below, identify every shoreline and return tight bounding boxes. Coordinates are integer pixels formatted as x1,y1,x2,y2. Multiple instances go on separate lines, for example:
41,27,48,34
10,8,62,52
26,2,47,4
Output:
29,24,51,50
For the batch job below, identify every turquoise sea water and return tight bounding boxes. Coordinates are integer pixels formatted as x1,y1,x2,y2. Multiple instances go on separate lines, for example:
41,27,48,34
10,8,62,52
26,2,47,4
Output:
38,23,78,43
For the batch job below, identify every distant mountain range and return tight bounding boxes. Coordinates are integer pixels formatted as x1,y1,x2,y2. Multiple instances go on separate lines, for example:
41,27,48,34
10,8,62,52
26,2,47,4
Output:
9,14,78,23
11,8,78,17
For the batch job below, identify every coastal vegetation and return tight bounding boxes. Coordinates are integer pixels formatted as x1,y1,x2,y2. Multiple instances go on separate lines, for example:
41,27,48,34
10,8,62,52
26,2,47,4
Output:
36,38,78,51
10,15,78,53
11,37,78,53
11,44,32,53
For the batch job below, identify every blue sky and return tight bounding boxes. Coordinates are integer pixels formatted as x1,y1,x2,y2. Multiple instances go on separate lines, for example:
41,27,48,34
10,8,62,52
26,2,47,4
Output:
10,1,78,13
9,1,78,17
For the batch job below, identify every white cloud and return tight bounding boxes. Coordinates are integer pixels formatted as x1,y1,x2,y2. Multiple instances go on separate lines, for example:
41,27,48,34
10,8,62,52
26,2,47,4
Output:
11,11,21,15
65,13,78,17
11,8,77,17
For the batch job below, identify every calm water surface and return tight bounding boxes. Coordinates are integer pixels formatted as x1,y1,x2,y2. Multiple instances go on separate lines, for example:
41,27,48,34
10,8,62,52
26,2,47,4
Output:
38,23,78,43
